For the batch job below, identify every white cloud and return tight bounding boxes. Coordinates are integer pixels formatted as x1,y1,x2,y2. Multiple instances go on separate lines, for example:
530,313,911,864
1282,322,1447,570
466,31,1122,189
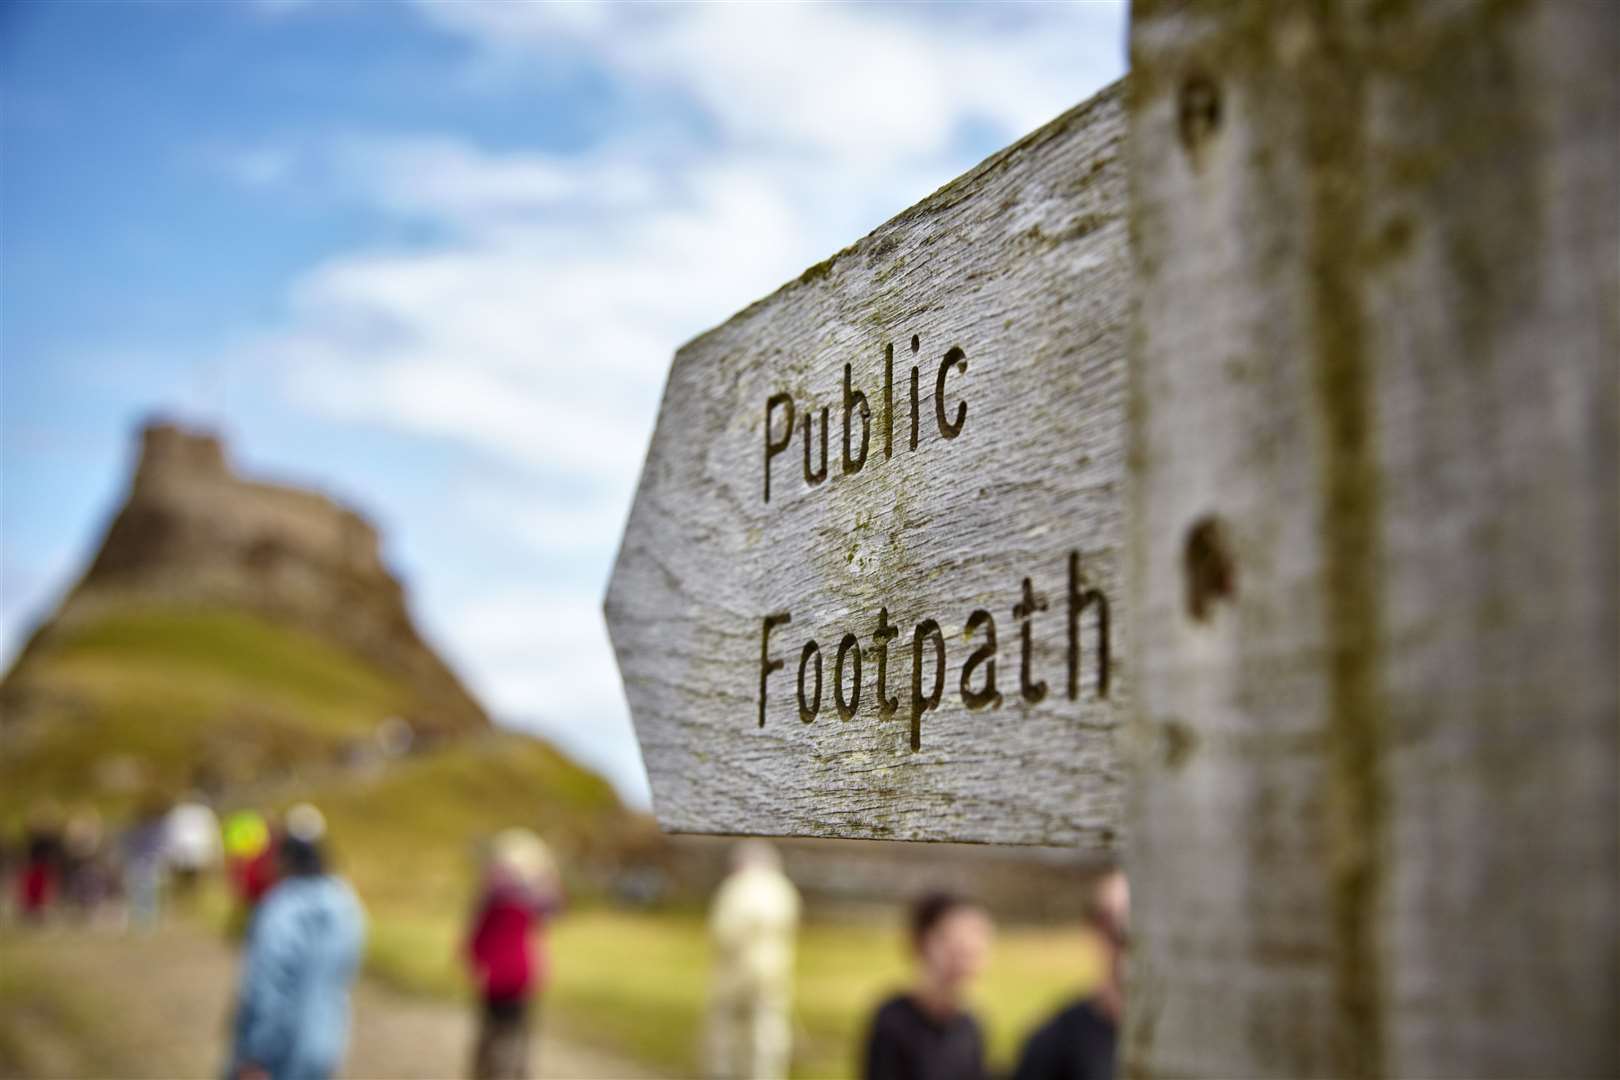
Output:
465,487,630,557
282,352,652,481
219,2,1126,807
413,1,1127,162
445,588,650,805
411,0,614,44
330,136,658,225
247,144,813,495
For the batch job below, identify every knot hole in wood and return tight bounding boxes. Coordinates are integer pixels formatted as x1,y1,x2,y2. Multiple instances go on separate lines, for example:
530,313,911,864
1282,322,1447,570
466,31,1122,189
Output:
1183,515,1235,622
1177,72,1221,158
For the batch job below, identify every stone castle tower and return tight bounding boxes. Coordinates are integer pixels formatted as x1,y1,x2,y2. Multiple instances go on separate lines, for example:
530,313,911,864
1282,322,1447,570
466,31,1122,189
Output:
45,421,488,737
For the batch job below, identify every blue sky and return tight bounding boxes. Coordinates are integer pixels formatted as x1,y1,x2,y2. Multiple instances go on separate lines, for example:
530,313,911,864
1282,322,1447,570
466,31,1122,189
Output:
2,0,1126,805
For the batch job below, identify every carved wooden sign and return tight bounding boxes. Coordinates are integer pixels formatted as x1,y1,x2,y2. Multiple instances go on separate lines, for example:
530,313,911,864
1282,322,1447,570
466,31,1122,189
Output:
605,81,1128,845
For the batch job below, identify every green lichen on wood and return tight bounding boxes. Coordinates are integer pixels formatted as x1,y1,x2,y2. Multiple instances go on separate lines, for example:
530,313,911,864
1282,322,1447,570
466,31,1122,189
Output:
796,258,836,286
1296,8,1388,1079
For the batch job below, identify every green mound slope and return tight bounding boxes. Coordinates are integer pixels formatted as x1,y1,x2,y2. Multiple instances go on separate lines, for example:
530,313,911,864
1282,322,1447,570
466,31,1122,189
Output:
295,729,649,913
2,604,402,811
0,603,646,893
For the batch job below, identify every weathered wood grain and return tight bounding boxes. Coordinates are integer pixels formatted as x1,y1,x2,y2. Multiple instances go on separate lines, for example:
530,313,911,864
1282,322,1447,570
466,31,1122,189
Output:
605,82,1129,846
1126,2,1618,1076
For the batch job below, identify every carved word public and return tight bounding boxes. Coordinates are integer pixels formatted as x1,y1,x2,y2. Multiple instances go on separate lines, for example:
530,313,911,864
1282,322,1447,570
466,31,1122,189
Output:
762,334,968,503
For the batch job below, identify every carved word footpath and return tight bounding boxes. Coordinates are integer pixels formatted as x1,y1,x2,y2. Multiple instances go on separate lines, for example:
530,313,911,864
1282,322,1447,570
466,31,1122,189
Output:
759,550,1110,745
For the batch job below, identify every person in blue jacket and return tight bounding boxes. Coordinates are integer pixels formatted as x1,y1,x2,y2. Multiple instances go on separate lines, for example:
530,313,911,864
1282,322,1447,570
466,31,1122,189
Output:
227,804,365,1080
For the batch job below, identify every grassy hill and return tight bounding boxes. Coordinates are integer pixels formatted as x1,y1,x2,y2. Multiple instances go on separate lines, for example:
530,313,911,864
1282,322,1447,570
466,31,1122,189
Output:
3,603,406,808
0,601,648,901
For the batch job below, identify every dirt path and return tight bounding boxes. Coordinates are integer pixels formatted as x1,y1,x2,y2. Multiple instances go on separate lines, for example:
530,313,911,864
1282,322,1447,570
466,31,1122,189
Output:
0,921,666,1079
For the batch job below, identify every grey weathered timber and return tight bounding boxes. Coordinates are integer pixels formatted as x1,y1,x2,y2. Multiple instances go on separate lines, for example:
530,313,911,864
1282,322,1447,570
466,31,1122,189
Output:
1126,2,1618,1077
605,82,1129,846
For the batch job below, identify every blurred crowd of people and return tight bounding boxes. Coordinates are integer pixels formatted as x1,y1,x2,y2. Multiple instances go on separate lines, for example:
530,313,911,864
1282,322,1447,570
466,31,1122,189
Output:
0,795,565,1080
700,841,1128,1080
3,798,367,1080
0,797,343,933
2,795,223,928
6,804,1126,1080
856,870,1129,1080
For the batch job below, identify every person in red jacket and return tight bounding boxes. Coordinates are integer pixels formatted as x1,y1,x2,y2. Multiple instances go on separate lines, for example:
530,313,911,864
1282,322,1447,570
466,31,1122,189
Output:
465,829,561,1080
223,810,277,939
18,825,63,921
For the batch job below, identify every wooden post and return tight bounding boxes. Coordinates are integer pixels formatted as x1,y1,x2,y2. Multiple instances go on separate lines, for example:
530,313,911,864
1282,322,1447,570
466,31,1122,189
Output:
1126,2,1617,1076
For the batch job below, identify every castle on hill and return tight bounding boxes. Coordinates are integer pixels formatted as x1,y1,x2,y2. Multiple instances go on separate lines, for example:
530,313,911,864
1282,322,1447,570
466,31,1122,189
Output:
24,421,488,739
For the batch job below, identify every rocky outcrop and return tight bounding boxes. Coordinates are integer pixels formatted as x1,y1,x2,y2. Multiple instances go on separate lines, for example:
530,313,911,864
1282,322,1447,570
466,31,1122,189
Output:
29,421,488,738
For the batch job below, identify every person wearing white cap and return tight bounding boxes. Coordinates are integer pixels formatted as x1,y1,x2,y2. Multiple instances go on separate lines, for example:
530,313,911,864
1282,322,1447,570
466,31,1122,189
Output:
706,839,801,1080
164,796,221,899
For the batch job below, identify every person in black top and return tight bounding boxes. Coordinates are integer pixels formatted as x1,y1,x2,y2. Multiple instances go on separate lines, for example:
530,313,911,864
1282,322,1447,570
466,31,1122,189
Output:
862,890,995,1080
1012,867,1129,1080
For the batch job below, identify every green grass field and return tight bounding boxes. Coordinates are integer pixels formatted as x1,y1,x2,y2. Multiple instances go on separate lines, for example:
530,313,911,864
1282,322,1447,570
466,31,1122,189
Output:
362,903,1104,1078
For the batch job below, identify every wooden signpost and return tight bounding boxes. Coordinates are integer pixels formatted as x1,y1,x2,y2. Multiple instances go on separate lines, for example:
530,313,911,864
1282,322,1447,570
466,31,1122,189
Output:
605,83,1130,846
1125,3,1616,1076
606,1,1616,1074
